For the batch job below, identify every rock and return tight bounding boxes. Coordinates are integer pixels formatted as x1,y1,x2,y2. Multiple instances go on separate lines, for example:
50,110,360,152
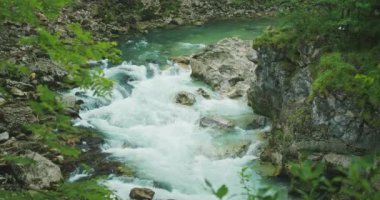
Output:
0,131,9,142
197,88,210,99
30,59,67,84
0,104,34,132
12,150,63,190
323,153,352,168
175,91,196,106
246,116,269,130
61,95,76,108
0,98,6,106
171,18,185,25
249,42,380,165
200,116,234,129
10,87,26,97
171,56,190,67
5,79,34,91
190,38,256,97
129,187,155,200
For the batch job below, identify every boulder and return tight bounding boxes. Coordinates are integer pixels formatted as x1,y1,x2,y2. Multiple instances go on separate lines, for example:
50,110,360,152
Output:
0,131,9,142
0,98,6,106
12,150,63,189
197,88,210,99
323,153,352,169
61,95,76,108
200,116,234,129
129,187,155,200
190,38,257,97
175,91,196,106
0,103,34,132
10,87,27,97
246,116,269,130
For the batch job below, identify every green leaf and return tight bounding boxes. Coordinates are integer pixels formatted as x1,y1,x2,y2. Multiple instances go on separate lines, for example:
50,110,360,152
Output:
215,185,228,199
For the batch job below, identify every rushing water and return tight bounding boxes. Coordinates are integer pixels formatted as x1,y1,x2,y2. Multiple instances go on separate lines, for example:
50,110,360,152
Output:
72,18,286,200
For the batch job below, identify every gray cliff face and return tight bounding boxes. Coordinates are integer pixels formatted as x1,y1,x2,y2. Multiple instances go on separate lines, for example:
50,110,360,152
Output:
248,44,380,163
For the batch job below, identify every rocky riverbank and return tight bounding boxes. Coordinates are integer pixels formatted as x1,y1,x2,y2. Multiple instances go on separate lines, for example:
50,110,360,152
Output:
190,36,380,174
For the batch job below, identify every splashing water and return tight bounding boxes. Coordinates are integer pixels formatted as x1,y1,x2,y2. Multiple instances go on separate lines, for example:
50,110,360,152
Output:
73,18,281,200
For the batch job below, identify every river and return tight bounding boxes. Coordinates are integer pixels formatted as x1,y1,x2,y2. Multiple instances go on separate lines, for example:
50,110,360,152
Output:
72,18,286,200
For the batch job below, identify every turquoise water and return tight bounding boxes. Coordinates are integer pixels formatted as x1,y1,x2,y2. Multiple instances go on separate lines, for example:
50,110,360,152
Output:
119,18,276,64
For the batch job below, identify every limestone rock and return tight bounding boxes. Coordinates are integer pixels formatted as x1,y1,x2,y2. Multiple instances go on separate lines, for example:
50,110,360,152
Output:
200,116,234,129
175,91,196,106
0,131,9,142
0,104,34,132
323,153,352,168
10,87,26,97
129,187,155,200
190,37,256,97
13,150,63,189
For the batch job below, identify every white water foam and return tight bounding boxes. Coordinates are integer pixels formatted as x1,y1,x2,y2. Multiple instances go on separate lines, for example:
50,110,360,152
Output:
75,62,261,200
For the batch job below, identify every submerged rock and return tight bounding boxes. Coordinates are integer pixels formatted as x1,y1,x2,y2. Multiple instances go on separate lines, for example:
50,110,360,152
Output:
129,187,155,200
175,91,196,106
12,150,63,190
191,37,257,98
200,116,234,129
197,88,210,99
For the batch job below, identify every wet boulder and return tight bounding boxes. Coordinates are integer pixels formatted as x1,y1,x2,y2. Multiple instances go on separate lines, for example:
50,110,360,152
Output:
200,116,234,129
175,91,196,106
129,187,155,200
12,150,63,189
197,88,210,99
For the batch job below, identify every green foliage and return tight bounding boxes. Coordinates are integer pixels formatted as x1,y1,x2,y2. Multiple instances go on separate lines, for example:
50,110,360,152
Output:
28,85,81,157
289,154,380,200
253,27,296,49
282,0,380,41
1,155,35,166
240,167,281,200
289,160,334,200
311,52,357,96
0,0,73,25
27,123,80,157
0,178,114,200
23,24,121,96
0,60,32,79
205,179,229,199
338,155,380,199
30,85,64,115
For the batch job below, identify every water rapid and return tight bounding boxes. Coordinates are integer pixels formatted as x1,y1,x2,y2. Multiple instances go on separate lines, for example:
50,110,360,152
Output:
72,19,278,200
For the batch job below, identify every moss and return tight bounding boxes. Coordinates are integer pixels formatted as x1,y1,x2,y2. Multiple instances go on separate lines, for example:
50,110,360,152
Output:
253,27,296,49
